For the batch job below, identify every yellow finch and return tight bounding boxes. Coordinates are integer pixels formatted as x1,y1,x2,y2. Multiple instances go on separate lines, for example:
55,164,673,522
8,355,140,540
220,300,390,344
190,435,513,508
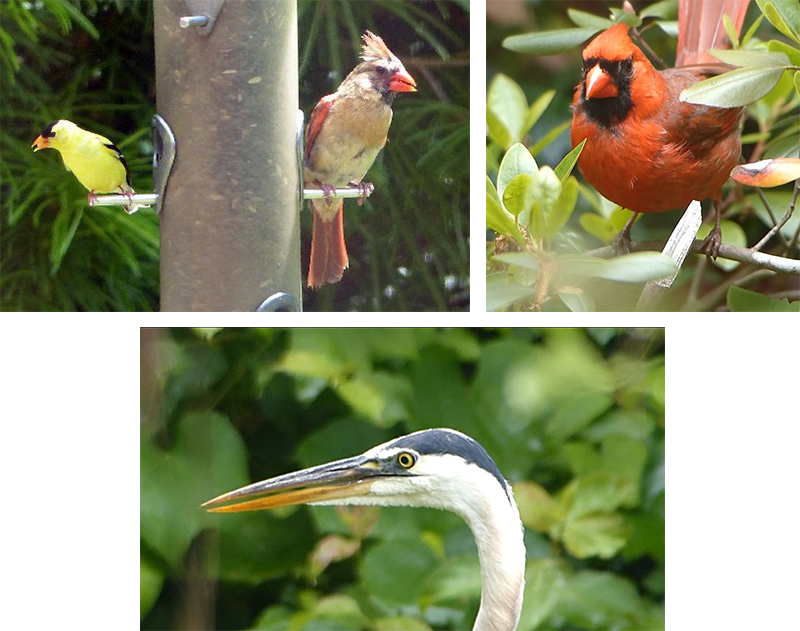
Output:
32,119,140,213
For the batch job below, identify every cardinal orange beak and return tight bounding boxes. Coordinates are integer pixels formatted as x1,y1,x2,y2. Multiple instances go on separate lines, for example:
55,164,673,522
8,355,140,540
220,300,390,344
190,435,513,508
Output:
389,68,417,93
31,135,49,151
584,64,618,99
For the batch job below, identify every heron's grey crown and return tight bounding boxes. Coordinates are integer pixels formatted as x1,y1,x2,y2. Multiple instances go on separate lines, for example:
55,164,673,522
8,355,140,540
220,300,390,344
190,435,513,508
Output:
388,429,512,504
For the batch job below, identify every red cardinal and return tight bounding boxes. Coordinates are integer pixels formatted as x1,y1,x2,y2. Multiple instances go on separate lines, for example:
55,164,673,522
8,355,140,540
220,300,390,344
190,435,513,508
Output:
571,0,750,257
304,31,417,289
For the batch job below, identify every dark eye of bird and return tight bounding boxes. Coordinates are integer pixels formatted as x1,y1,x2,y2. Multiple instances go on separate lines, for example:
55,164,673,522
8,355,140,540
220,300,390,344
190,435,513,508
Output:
397,452,415,468
376,66,386,75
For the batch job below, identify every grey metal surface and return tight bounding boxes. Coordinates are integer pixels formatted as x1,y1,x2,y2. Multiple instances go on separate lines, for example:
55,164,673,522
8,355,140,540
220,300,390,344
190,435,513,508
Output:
155,0,301,311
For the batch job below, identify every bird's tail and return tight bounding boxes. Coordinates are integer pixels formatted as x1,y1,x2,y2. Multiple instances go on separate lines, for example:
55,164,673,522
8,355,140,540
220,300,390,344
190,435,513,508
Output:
308,199,348,289
676,0,750,66
119,182,142,214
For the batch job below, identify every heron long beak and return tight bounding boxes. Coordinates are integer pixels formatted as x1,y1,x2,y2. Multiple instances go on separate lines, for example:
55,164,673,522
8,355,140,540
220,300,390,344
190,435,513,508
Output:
202,455,382,513
31,135,49,151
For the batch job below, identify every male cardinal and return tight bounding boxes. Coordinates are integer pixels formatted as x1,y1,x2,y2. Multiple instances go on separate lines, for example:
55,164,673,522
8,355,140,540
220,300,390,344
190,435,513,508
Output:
304,30,416,289
32,119,140,214
571,0,750,257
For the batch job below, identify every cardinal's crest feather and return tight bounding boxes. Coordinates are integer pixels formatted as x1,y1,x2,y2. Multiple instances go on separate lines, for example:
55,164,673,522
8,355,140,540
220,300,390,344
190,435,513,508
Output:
361,30,394,62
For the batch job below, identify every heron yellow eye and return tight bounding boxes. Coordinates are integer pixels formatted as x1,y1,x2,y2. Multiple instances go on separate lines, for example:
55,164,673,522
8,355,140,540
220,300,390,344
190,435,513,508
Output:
397,452,416,468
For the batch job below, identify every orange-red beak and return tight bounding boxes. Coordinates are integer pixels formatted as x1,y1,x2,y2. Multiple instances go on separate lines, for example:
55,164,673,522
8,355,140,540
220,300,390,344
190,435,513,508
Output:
584,64,618,99
31,135,49,152
389,67,417,93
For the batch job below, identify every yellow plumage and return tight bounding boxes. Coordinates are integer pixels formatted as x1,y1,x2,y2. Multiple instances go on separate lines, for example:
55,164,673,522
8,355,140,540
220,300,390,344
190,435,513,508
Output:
32,119,139,213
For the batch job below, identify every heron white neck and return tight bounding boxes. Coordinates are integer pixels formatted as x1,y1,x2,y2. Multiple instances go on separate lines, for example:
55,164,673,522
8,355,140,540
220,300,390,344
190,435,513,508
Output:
463,485,526,631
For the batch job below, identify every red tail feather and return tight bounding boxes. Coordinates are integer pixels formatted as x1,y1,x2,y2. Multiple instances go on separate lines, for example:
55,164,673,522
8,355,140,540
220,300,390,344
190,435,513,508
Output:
308,201,349,289
676,0,750,66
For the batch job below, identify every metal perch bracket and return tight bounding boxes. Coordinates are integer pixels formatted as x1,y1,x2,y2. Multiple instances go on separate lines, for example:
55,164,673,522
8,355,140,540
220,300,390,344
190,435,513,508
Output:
180,0,225,35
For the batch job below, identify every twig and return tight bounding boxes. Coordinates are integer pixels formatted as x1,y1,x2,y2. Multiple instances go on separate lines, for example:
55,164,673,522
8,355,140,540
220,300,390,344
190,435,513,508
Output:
755,187,790,250
588,240,800,274
753,179,798,251
630,27,668,70
683,269,776,312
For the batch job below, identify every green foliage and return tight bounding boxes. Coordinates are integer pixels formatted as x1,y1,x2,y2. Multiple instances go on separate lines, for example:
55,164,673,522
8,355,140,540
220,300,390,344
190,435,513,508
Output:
1,0,158,310
488,0,800,311
141,328,665,631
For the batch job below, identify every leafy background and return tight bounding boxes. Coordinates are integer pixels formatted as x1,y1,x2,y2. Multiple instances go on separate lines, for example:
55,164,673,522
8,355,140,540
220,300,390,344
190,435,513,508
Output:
487,0,799,311
0,0,469,311
141,328,665,630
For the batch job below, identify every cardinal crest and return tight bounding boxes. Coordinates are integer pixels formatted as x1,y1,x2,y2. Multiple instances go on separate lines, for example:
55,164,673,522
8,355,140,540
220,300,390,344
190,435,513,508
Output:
361,30,395,62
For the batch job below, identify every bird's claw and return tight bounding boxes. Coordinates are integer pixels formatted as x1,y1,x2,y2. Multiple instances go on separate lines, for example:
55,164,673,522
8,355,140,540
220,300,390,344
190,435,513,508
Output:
319,182,336,204
352,181,374,206
611,231,632,256
87,191,98,206
699,227,722,260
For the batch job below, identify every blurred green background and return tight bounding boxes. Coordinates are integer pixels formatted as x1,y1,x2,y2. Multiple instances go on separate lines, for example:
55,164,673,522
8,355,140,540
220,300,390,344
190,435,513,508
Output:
141,328,665,630
1,0,468,311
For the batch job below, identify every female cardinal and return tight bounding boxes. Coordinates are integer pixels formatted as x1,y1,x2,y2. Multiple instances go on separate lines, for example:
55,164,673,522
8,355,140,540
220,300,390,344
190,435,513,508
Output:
571,0,749,258
304,31,417,289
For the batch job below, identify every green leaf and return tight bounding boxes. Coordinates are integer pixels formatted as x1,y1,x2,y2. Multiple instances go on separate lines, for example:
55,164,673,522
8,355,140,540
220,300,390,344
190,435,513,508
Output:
486,282,538,311
503,174,536,218
728,286,798,311
497,143,538,201
768,39,800,67
503,28,598,56
560,252,677,283
528,120,571,157
487,176,526,244
756,0,800,44
795,69,800,96
487,74,528,147
545,176,578,241
554,140,585,182
709,49,790,67
492,252,540,272
640,0,677,19
563,512,629,558
567,8,614,30
723,14,739,50
680,65,788,108
517,559,570,631
580,212,616,242
741,15,765,48
523,89,555,137
361,537,438,607
557,287,595,312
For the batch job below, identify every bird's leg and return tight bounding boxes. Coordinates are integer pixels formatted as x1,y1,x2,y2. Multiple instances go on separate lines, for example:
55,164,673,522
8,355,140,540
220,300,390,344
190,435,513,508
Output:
316,181,336,204
87,190,98,206
699,199,722,260
123,189,136,214
350,181,374,206
612,212,639,255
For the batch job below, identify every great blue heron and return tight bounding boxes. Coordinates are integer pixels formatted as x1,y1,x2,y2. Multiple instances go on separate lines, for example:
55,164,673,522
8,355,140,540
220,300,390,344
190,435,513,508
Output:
203,428,526,631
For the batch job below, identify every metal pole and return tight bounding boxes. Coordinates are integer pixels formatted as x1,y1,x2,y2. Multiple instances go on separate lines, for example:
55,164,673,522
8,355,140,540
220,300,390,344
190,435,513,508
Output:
155,0,301,311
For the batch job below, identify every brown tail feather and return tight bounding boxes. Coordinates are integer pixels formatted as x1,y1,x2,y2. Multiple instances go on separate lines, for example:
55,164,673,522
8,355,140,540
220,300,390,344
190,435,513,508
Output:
307,200,348,289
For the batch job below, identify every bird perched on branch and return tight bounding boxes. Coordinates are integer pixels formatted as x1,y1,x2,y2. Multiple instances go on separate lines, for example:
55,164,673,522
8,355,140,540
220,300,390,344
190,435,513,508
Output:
304,30,417,289
32,119,140,214
570,0,749,257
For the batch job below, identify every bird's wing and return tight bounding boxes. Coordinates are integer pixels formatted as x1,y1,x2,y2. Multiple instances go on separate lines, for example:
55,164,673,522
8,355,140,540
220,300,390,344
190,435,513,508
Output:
662,68,743,153
304,94,336,162
103,141,132,187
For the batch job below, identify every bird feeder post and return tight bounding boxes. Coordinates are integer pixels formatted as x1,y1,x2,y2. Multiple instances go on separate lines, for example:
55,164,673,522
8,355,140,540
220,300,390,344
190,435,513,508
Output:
154,0,301,311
